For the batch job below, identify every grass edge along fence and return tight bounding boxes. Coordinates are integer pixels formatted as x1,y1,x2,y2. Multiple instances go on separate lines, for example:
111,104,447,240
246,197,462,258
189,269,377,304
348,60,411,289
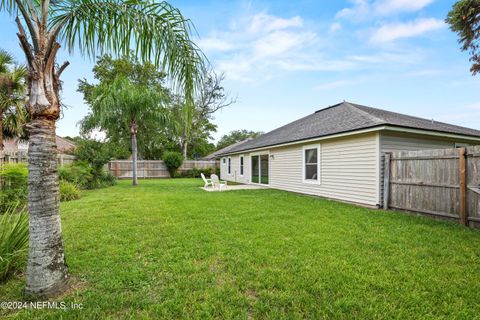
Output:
383,145,480,228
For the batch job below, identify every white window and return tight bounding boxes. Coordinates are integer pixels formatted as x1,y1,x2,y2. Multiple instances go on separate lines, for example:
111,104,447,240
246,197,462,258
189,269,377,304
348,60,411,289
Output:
228,157,232,174
303,144,320,184
239,155,244,176
222,158,226,164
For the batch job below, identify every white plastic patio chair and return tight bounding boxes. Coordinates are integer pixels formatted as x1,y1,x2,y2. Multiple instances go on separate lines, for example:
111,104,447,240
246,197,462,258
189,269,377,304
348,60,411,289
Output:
201,173,214,189
210,174,227,191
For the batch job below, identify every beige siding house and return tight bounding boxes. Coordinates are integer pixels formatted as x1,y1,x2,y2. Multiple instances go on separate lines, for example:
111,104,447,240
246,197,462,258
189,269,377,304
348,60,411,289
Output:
218,102,480,207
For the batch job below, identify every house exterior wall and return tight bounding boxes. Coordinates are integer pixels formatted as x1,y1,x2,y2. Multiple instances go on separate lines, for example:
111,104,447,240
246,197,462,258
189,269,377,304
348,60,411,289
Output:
268,132,379,206
221,132,380,206
380,131,476,153
219,130,480,208
220,154,250,184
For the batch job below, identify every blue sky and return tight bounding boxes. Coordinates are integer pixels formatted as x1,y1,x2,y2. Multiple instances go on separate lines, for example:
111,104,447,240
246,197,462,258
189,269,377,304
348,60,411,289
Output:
1,0,479,142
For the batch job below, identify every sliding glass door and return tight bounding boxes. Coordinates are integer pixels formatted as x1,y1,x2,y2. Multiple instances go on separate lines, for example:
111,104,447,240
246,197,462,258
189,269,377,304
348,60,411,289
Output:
251,154,269,185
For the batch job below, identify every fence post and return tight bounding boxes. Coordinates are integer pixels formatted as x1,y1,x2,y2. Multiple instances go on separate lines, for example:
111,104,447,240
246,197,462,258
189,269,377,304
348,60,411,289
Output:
458,147,467,226
383,153,391,210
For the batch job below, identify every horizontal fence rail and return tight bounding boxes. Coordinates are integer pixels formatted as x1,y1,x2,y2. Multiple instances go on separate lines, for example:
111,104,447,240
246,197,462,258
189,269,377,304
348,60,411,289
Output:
0,151,75,166
108,160,219,179
383,145,480,228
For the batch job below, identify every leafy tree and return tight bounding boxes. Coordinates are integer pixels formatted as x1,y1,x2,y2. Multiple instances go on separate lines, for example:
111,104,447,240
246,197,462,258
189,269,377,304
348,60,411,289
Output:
173,68,236,159
74,138,128,176
217,130,263,150
0,0,204,297
446,0,480,74
0,49,27,150
82,76,170,186
79,54,172,160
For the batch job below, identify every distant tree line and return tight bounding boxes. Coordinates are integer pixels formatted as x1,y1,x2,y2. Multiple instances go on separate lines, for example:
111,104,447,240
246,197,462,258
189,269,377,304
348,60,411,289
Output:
78,54,236,161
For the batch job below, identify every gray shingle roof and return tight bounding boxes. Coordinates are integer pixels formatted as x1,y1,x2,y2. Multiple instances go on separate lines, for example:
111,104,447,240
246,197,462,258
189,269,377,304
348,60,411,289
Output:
202,139,252,160
219,101,480,155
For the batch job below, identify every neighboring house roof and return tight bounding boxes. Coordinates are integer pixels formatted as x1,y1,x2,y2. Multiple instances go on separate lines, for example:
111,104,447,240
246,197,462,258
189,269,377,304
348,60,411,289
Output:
203,139,252,160
3,136,76,153
219,101,480,155
55,136,76,153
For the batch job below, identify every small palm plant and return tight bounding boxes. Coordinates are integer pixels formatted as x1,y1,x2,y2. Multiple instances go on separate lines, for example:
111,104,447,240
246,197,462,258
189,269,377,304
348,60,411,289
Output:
0,49,27,150
0,205,29,282
85,75,170,186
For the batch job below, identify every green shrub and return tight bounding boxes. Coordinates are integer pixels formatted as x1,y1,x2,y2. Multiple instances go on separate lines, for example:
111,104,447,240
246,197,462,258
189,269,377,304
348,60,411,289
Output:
58,161,93,189
0,205,29,281
180,167,218,178
60,181,81,202
163,151,183,178
85,171,117,189
58,161,115,190
0,163,28,211
74,139,123,186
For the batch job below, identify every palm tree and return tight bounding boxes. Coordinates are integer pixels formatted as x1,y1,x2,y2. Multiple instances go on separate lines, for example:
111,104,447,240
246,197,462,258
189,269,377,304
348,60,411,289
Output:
0,49,27,150
82,76,170,186
0,0,204,297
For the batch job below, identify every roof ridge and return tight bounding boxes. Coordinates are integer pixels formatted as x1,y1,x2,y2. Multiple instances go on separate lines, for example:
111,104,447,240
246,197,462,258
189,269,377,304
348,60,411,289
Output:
343,101,386,124
351,102,480,134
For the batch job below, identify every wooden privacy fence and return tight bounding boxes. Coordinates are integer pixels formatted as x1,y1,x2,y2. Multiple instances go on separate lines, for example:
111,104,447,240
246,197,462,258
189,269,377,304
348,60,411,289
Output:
108,160,219,179
383,145,480,228
0,151,75,166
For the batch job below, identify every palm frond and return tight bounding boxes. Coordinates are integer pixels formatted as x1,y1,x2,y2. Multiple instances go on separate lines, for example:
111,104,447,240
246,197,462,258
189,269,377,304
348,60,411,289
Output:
49,0,205,102
0,48,15,73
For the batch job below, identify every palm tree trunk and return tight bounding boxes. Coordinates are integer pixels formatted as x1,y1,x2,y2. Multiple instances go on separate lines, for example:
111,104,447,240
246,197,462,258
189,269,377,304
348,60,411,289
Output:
23,37,69,297
131,123,138,186
25,117,68,297
181,133,188,160
0,111,3,151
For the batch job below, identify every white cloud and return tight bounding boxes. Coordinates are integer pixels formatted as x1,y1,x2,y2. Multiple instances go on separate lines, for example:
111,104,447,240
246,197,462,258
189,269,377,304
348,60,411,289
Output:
336,0,369,19
314,80,354,90
375,0,435,15
337,0,435,19
198,12,432,82
253,31,316,58
198,13,322,81
247,13,303,34
370,18,444,43
329,22,342,32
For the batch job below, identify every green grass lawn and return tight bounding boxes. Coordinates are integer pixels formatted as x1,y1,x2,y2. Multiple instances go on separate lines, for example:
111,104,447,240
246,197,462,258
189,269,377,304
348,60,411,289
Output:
1,179,480,319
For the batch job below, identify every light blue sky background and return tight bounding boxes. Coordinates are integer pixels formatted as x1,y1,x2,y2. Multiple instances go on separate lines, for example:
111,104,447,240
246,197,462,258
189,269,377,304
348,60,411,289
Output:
1,0,479,142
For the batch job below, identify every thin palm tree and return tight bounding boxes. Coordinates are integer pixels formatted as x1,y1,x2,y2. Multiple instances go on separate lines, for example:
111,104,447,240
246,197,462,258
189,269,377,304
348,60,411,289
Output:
0,0,204,297
83,76,170,186
0,49,27,150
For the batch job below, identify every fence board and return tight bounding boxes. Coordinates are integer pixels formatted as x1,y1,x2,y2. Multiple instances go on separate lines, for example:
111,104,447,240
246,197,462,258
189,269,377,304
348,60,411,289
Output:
383,145,480,228
0,151,75,165
108,160,219,179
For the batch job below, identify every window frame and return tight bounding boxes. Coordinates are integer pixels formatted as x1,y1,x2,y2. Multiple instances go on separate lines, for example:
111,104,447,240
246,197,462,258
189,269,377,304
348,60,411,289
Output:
227,157,232,175
302,144,321,184
239,155,244,176
455,142,469,148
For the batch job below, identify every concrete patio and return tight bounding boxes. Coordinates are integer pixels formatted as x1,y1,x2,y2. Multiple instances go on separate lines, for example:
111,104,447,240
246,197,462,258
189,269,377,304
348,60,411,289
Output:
201,184,269,192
